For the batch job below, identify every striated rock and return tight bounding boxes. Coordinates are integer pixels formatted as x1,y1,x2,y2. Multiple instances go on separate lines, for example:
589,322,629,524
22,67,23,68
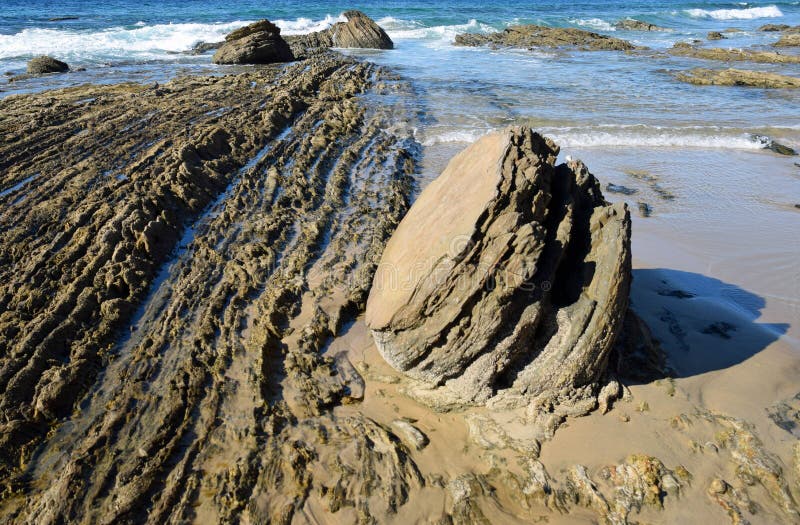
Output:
26,55,69,74
668,42,800,64
454,25,640,51
287,10,393,55
708,31,726,40
774,34,800,48
615,18,668,31
213,19,294,65
366,127,631,410
674,68,800,89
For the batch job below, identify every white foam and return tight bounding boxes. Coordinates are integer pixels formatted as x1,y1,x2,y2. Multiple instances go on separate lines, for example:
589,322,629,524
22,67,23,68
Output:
0,14,352,63
547,130,771,150
387,19,495,44
571,18,616,31
421,126,784,151
273,14,347,35
0,21,253,61
685,5,783,20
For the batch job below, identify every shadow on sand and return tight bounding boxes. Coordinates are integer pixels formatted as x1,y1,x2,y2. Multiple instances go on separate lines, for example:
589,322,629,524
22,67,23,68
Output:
629,268,790,379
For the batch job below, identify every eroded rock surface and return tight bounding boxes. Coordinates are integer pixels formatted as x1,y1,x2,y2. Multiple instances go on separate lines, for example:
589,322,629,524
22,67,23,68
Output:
675,68,800,88
668,42,800,64
454,25,640,51
774,34,800,48
287,10,393,56
0,51,420,523
366,127,631,411
212,19,294,64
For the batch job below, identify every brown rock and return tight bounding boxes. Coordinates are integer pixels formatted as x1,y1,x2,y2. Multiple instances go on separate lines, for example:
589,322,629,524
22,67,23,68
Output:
615,19,668,31
455,25,640,51
668,43,800,64
674,68,800,89
708,31,726,41
774,34,800,47
213,19,294,65
366,127,631,409
26,55,69,74
287,11,393,55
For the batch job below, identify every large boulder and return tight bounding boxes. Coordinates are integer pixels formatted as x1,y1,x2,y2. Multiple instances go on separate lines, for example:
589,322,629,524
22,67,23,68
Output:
365,127,631,409
213,19,294,65
27,55,69,74
287,11,393,54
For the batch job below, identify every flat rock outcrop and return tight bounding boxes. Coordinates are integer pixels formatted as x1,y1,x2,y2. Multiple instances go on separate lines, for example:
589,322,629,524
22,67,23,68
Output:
213,19,294,64
758,24,800,33
615,18,668,31
366,127,631,410
26,55,69,74
774,34,800,47
287,10,393,55
454,25,640,51
675,68,800,88
668,42,800,64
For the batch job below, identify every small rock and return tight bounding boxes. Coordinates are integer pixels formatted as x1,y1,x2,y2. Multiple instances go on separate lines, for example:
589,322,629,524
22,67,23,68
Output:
708,478,729,495
615,19,668,32
27,55,70,74
637,202,652,217
606,182,637,195
707,31,726,40
392,419,429,450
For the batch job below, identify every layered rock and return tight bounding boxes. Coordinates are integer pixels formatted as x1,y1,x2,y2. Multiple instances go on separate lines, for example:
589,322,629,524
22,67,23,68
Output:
758,24,800,33
675,68,800,89
454,25,640,51
668,42,800,64
26,55,69,74
366,127,631,410
615,18,668,31
287,10,393,55
212,19,294,64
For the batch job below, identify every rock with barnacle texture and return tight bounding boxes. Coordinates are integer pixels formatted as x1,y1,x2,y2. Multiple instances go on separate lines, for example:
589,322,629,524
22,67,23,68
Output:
213,19,294,65
365,127,631,410
454,25,640,51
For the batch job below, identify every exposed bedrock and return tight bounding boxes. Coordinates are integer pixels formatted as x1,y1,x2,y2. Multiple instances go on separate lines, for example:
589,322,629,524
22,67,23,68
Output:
615,18,668,31
287,10,393,56
0,51,419,522
366,127,632,410
668,42,800,64
454,25,640,51
212,19,294,64
675,67,800,89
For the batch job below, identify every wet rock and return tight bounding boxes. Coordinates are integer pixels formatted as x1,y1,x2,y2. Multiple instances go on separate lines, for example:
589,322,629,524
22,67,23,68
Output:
637,202,652,217
392,419,429,450
366,127,631,411
606,182,637,195
48,16,79,22
668,43,800,64
774,34,800,48
752,135,798,155
675,68,800,89
708,31,726,40
287,11,393,54
615,19,668,31
26,55,69,74
454,25,640,51
758,24,800,33
213,19,294,65
187,41,223,55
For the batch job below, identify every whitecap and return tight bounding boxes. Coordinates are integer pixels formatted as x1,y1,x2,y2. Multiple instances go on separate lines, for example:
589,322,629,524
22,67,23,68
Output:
684,5,783,20
570,18,616,31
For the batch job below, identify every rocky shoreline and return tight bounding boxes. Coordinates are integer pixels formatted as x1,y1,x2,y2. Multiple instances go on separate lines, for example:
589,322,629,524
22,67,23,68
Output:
0,12,799,525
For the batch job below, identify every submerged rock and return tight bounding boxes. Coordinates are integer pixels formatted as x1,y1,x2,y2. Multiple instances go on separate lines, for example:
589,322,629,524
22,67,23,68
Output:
213,19,294,65
751,135,798,155
187,41,223,55
675,68,800,89
615,18,668,31
454,25,640,51
287,10,393,55
366,127,631,410
26,55,69,74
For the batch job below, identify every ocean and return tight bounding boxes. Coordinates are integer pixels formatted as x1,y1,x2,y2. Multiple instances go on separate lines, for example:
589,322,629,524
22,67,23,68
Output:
1,1,799,314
